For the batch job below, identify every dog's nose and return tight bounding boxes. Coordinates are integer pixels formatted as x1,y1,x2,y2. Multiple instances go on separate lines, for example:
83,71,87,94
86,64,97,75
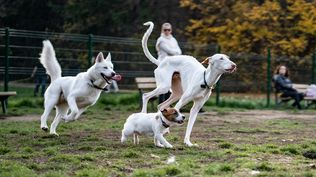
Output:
231,64,236,69
111,72,116,77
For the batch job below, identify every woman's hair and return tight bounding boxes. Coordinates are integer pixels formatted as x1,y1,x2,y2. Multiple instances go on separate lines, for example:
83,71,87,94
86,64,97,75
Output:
274,65,289,77
161,23,172,32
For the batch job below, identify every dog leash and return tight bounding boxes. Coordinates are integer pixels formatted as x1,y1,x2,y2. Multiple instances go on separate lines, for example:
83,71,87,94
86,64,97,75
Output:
88,80,108,91
160,117,170,128
200,71,211,89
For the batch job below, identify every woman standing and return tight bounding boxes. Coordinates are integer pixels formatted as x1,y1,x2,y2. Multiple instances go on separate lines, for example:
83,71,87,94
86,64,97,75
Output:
156,22,182,103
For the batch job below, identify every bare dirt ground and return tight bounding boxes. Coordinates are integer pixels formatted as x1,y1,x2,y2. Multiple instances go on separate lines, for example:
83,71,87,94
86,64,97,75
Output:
0,114,40,122
202,110,316,122
1,110,315,122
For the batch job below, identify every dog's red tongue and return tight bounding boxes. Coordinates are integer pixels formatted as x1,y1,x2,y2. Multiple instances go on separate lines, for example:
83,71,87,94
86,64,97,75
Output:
112,74,122,81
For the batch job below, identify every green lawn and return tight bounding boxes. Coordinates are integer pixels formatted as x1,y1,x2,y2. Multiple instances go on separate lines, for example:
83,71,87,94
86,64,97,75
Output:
0,87,315,176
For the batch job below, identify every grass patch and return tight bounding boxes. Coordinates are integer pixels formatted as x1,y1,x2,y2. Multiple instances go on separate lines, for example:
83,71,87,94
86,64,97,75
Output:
123,150,141,158
280,145,300,155
218,142,234,149
1,86,316,176
0,147,10,155
233,128,267,133
254,162,274,171
205,163,234,175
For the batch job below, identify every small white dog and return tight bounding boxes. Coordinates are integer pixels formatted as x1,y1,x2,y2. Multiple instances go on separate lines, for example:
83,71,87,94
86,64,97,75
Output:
121,108,185,148
141,22,237,146
39,40,121,136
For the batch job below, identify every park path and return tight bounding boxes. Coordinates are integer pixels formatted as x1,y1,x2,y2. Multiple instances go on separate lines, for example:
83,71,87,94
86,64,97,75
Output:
1,110,315,122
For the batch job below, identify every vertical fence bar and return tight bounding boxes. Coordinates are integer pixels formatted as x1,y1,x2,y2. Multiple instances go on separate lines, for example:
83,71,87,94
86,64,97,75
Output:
266,48,271,107
215,45,221,106
312,51,316,84
88,34,93,66
4,27,10,92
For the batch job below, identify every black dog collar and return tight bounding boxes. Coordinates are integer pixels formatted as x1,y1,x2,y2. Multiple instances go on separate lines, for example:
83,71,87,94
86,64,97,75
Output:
88,80,108,91
200,71,211,89
160,117,170,128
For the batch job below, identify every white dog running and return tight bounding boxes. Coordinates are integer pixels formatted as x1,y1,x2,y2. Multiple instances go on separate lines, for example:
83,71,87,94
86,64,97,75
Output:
141,22,237,146
39,40,121,136
121,108,185,148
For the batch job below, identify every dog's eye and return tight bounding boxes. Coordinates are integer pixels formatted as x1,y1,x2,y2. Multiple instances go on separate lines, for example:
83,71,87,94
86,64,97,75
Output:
104,67,108,69
220,58,224,60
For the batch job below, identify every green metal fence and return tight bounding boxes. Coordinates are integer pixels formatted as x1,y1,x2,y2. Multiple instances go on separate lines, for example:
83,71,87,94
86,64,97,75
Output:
1,28,316,107
0,28,216,89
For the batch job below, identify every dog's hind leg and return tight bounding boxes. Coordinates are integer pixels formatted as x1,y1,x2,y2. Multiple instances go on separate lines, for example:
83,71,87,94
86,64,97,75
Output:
50,104,68,136
158,76,183,110
141,86,170,113
121,128,133,143
141,69,173,113
40,95,60,131
121,130,128,143
183,98,205,147
63,108,86,122
133,134,140,145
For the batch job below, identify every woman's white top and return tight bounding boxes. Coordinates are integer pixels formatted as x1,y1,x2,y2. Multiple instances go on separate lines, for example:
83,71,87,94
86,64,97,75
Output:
155,33,182,61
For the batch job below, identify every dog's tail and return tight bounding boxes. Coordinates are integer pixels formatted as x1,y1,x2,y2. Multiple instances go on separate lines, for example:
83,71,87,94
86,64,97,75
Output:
142,21,159,66
39,40,62,81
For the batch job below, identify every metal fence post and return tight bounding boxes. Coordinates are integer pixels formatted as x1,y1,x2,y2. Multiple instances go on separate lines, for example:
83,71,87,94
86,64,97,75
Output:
88,34,93,66
215,45,221,106
4,27,10,92
312,51,316,84
266,48,271,107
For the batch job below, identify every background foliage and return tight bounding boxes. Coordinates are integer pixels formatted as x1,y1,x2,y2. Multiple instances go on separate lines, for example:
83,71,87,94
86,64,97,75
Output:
180,0,316,56
2,0,316,56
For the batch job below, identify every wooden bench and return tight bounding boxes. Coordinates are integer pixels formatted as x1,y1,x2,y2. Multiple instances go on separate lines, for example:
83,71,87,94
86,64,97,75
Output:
0,91,17,114
274,84,316,108
293,84,316,108
135,77,157,110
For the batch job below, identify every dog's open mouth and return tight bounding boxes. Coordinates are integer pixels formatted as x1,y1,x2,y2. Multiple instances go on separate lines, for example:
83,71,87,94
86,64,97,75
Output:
101,73,122,84
112,74,122,81
225,67,236,73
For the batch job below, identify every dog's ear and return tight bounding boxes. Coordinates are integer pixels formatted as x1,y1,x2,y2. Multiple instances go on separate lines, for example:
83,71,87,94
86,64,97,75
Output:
161,109,168,114
201,57,210,65
105,52,111,62
95,52,104,63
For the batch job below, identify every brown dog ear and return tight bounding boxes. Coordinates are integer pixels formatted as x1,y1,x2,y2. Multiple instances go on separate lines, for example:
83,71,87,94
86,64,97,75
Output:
201,57,210,65
161,109,168,114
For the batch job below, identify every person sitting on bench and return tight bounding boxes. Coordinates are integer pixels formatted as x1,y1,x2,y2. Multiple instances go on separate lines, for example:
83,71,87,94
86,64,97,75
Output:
273,65,304,109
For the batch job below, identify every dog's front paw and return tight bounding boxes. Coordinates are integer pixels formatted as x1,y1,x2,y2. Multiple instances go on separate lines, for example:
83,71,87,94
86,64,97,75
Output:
156,143,165,148
165,144,173,148
184,141,199,147
62,116,73,123
41,126,49,132
50,132,59,137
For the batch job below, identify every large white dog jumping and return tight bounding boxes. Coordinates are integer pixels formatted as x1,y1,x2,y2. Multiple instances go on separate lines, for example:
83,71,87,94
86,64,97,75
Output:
141,21,236,146
39,40,121,136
